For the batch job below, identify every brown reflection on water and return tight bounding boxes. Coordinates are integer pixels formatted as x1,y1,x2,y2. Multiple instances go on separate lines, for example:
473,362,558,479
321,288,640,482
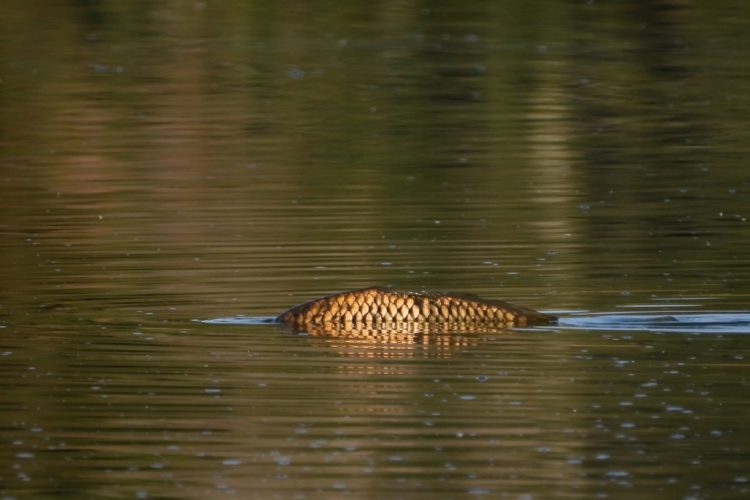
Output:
291,320,517,338
304,331,484,368
3,0,750,313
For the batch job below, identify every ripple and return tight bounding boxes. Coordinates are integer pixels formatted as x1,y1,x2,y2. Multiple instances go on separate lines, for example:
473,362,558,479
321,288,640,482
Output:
557,312,750,334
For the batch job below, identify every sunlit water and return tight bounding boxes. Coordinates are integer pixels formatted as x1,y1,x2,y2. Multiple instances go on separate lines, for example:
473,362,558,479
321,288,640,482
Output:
2,1,750,498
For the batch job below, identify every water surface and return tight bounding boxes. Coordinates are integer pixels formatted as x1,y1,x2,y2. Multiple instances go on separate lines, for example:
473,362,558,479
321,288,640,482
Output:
2,1,750,498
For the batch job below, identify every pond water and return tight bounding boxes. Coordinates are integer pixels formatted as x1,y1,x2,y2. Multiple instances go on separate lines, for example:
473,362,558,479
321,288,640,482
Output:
2,1,750,498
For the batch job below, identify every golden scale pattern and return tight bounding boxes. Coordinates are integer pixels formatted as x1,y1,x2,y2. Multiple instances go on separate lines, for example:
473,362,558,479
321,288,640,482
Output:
276,287,555,335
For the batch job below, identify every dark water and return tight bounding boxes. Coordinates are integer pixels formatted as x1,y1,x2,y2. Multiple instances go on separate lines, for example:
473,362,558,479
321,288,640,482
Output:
2,1,750,498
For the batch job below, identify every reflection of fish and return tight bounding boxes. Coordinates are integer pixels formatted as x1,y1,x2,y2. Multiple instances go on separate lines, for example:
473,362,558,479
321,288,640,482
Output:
276,287,556,335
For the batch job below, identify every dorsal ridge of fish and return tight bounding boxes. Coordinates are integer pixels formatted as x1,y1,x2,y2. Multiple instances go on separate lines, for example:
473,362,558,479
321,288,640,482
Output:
275,287,556,331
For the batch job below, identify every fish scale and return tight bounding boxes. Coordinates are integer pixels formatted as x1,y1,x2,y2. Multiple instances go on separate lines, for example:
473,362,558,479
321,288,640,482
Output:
276,286,556,334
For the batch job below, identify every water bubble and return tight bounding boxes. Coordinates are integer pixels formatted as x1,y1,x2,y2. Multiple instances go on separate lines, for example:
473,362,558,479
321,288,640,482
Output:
607,470,630,478
287,68,305,79
468,487,491,495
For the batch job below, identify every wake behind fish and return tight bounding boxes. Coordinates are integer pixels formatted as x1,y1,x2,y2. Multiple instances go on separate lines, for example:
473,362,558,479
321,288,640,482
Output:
554,312,750,334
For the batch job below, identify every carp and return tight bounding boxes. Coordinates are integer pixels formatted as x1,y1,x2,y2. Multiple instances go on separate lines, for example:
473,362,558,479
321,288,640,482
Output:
276,287,555,334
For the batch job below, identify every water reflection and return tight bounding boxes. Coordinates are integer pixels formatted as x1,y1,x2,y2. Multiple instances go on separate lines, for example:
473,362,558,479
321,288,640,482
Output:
205,315,490,361
294,320,511,338
303,330,485,365
2,0,750,498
